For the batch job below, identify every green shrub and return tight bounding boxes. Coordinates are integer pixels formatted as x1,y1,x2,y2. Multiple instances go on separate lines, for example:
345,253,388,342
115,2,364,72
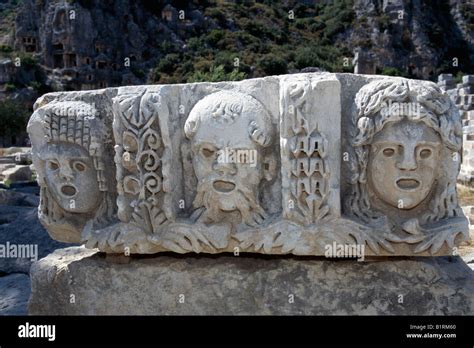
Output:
131,67,145,79
309,20,326,33
0,45,12,53
160,40,174,53
293,44,346,72
188,65,246,83
214,51,239,71
187,37,203,51
295,18,307,30
381,67,408,77
243,20,274,40
17,53,37,67
324,20,345,39
5,83,16,92
454,71,464,84
181,61,194,74
150,69,161,83
0,100,30,138
257,54,287,75
205,29,225,47
29,80,42,91
156,53,179,74
376,14,391,31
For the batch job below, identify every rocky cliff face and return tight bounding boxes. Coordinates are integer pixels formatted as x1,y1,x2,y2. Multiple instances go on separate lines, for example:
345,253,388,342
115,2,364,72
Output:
0,0,472,106
350,0,473,79
11,0,211,90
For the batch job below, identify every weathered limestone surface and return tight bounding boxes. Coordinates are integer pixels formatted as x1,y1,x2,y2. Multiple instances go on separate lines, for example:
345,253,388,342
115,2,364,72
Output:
437,74,474,186
0,273,30,315
28,246,474,315
27,73,470,257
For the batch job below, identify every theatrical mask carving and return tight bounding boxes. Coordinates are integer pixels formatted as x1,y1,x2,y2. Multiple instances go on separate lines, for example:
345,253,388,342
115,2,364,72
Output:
368,120,440,210
42,142,101,213
184,91,276,227
28,101,115,243
348,79,468,254
28,74,469,256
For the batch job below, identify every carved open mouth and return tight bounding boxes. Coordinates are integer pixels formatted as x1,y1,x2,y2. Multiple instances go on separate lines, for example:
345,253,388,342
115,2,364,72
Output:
213,180,236,193
396,178,420,190
61,185,77,197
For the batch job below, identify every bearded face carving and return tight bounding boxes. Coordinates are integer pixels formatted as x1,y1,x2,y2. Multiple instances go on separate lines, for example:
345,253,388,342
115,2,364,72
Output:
185,91,275,227
27,75,469,257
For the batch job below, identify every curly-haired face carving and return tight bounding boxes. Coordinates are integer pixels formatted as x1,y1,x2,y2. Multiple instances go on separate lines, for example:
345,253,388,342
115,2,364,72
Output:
42,143,101,213
26,74,469,256
368,120,440,209
350,78,463,224
185,91,275,226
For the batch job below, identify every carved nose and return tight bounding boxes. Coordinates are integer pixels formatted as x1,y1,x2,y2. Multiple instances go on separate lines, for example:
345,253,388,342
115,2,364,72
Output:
58,165,74,180
396,152,417,171
213,161,237,175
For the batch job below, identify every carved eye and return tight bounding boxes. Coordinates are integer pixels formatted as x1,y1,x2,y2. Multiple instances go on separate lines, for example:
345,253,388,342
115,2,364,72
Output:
47,160,59,170
73,161,87,172
419,148,432,159
201,147,215,158
382,148,395,157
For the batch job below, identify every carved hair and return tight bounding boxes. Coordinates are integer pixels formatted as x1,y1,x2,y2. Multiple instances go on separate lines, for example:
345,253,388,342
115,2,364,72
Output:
349,79,463,224
37,101,115,227
184,91,273,147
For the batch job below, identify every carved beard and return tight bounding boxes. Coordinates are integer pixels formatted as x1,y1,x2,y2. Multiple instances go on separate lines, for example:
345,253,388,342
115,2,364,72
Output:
192,180,267,226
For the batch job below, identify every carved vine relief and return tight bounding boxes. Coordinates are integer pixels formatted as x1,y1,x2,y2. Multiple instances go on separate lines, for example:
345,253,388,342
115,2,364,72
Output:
28,75,469,256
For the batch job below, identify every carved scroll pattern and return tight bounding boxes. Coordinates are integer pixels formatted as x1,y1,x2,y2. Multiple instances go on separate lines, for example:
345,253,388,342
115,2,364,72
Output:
113,91,168,234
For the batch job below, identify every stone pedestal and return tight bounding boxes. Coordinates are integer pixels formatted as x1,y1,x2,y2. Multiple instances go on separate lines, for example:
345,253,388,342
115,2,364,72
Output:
28,247,474,315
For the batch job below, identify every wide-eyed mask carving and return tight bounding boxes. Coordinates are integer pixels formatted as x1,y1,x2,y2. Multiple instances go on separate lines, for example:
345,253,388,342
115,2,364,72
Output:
28,100,115,242
42,142,101,213
184,91,275,226
350,79,463,225
27,74,468,256
368,120,440,209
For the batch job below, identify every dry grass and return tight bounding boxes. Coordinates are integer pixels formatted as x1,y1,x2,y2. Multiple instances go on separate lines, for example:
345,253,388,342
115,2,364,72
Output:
0,147,30,156
457,184,474,206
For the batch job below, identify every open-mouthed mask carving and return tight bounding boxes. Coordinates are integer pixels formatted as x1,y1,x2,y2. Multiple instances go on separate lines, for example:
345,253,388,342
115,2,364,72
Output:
42,142,101,214
368,120,440,210
185,91,274,226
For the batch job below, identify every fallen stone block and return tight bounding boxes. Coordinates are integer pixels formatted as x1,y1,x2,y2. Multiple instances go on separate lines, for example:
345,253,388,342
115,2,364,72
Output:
2,165,32,183
462,75,474,85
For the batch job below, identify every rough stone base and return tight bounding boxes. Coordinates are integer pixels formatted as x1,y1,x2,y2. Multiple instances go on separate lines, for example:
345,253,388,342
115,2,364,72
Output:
29,247,474,315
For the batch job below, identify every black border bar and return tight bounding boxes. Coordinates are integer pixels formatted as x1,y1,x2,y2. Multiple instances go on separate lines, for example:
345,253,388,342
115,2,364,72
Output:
0,315,473,345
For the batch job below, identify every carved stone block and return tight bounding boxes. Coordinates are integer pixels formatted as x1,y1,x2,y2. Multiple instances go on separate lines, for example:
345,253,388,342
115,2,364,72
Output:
28,73,469,256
